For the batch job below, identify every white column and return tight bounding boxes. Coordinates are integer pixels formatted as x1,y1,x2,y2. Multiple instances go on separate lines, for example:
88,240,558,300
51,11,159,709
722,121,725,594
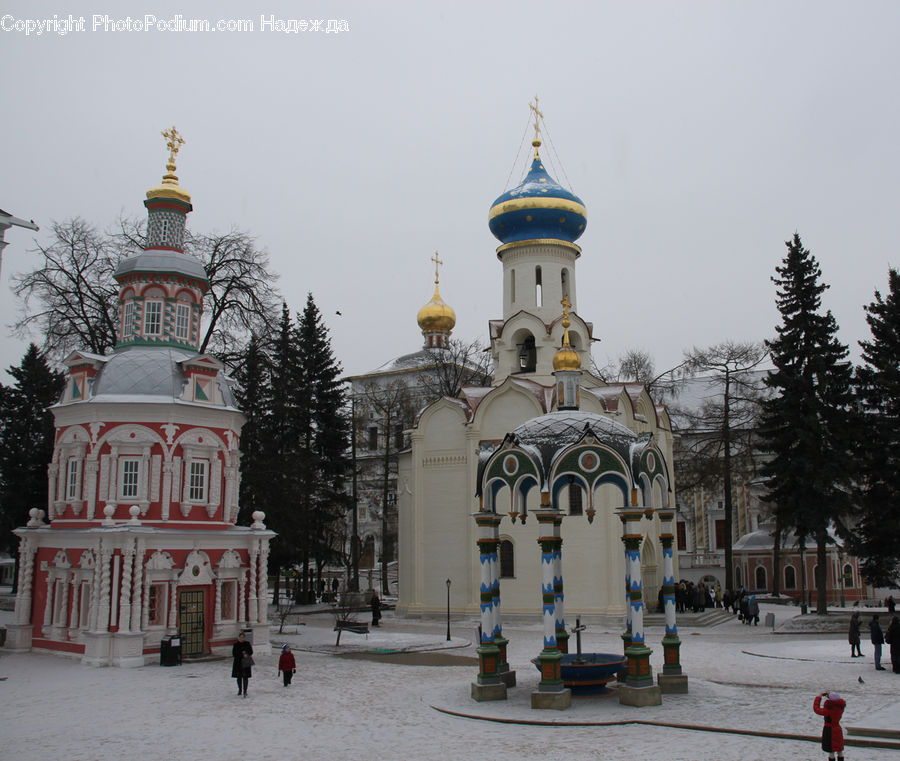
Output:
238,573,246,624
118,540,134,632
42,576,54,634
15,538,36,625
257,542,269,622
214,577,222,628
167,581,178,630
247,543,259,624
69,576,80,632
57,574,69,631
131,539,145,632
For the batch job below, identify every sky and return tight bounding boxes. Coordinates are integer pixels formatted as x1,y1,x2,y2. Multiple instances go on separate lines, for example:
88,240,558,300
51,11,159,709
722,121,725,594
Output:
2,604,899,760
2,1,899,384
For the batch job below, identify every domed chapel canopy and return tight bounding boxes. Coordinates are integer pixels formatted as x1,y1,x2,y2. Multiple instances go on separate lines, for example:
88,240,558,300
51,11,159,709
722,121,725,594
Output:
477,410,670,522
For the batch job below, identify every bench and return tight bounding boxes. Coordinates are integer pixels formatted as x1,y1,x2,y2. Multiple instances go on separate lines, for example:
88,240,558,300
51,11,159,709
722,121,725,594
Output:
333,620,369,646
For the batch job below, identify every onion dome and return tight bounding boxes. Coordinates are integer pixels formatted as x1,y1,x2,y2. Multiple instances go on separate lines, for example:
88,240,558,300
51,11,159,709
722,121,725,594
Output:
417,282,456,334
489,140,587,245
416,253,456,348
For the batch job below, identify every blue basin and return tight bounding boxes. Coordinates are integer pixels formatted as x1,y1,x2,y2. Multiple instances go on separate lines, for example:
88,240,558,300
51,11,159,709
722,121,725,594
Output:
532,652,626,696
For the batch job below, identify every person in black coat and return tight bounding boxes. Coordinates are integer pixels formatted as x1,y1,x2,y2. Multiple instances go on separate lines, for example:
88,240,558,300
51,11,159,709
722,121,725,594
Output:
232,632,253,696
370,593,381,627
885,615,900,674
869,614,886,671
848,610,863,657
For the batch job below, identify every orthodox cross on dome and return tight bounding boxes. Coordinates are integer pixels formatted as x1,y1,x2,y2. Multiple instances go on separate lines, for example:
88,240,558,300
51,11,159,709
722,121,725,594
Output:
529,95,544,157
431,251,443,284
162,126,185,165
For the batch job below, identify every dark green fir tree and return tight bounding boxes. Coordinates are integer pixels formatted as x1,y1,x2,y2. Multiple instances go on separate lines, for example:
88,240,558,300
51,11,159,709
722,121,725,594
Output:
758,234,855,614
0,345,65,587
295,293,349,602
851,268,900,586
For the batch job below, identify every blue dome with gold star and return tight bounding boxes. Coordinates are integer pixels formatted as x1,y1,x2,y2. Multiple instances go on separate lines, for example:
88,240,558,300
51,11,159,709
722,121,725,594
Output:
489,148,587,245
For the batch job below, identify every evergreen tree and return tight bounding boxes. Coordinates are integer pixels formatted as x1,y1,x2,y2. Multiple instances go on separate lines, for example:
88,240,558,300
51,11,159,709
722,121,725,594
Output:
232,333,272,527
263,304,305,599
851,268,900,586
295,293,349,601
758,234,855,613
0,345,65,566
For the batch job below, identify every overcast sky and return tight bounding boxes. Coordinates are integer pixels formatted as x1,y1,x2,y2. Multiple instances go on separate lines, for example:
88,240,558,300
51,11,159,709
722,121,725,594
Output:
2,1,898,385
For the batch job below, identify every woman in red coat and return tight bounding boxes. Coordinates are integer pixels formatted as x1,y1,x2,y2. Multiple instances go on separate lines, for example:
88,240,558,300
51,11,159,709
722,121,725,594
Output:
278,644,297,687
813,692,845,761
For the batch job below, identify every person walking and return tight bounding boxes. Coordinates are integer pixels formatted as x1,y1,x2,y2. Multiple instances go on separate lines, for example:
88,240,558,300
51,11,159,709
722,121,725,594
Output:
370,592,382,627
813,691,846,761
885,615,900,674
747,594,760,626
848,610,863,658
869,613,886,670
232,631,253,696
278,644,297,686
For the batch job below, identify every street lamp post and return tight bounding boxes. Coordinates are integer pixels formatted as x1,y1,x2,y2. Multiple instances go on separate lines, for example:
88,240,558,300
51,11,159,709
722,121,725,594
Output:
446,578,451,641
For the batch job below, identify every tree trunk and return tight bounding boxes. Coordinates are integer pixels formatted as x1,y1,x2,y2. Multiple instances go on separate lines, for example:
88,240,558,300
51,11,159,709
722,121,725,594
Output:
722,372,734,592
816,524,829,614
771,519,782,596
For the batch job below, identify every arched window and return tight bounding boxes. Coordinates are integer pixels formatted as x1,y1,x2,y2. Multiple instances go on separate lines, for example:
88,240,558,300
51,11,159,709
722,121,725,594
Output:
568,480,582,516
561,268,569,301
499,539,514,578
842,563,853,587
510,269,516,302
784,565,797,590
755,566,767,591
518,335,536,372
535,266,542,307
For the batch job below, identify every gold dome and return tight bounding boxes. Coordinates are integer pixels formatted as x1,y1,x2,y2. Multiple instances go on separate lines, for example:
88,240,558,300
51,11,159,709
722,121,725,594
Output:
417,283,456,333
553,344,581,371
146,126,192,204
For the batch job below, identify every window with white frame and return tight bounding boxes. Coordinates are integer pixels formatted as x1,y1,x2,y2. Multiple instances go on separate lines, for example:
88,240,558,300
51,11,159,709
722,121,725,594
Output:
147,583,166,626
144,301,162,336
120,458,140,499
220,580,236,620
188,460,207,502
66,458,80,501
122,301,134,339
175,303,190,341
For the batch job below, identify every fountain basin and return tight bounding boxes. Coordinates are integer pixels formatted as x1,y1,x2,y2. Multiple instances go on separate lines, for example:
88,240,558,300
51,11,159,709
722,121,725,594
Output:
532,652,626,696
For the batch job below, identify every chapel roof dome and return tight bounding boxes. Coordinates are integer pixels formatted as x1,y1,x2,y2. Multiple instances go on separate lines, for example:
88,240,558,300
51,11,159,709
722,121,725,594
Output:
488,150,587,245
88,346,236,407
114,250,208,284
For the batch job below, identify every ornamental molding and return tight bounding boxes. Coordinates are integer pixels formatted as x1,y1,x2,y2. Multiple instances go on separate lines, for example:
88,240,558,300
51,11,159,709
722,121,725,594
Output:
422,454,467,469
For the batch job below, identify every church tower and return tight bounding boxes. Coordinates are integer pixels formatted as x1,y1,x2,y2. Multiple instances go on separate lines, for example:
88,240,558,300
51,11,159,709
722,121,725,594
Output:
7,129,274,666
488,98,591,383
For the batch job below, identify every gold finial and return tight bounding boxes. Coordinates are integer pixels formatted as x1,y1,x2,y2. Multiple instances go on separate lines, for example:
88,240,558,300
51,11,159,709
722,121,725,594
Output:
529,95,544,158
561,294,572,343
431,251,443,285
162,126,185,167
553,294,581,372
146,126,191,203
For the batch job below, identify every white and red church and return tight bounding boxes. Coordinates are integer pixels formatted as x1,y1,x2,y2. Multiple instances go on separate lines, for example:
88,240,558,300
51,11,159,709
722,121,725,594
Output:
4,129,274,666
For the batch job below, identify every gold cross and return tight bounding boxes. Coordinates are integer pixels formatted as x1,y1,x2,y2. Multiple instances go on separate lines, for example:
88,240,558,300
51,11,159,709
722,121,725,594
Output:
431,251,443,284
529,95,543,144
561,294,572,318
161,126,185,164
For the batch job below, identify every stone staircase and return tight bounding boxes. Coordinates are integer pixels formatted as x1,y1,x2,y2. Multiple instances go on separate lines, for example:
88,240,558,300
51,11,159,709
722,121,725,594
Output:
643,607,734,628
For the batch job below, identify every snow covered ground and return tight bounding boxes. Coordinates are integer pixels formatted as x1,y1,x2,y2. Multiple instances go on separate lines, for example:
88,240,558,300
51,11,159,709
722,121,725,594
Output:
1,603,898,761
